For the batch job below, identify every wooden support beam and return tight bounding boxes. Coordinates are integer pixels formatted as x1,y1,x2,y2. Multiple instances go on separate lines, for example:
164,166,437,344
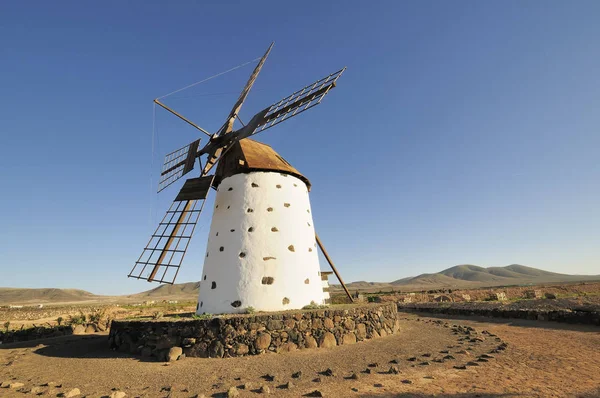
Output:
154,99,211,137
315,234,353,303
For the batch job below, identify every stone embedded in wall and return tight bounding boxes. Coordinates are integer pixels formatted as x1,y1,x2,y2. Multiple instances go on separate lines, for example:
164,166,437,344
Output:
108,303,398,360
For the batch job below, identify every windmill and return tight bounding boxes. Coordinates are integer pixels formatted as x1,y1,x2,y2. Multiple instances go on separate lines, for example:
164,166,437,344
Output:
128,42,353,314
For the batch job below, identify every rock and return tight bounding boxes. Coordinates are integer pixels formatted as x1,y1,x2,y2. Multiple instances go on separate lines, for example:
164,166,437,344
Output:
422,353,431,357
208,341,225,358
351,387,359,392
259,385,270,394
277,342,297,353
318,332,337,348
43,382,60,387
240,383,252,390
480,354,494,359
227,386,239,397
443,355,456,360
466,361,479,366
424,376,435,380
343,319,355,330
342,333,356,345
141,347,153,358
292,371,302,378
255,333,272,350
85,324,97,334
407,357,417,361
167,347,183,362
374,383,384,387
235,343,249,355
9,382,24,389
30,387,45,394
110,392,127,398
420,361,431,366
312,377,322,383
283,381,295,389
262,374,275,382
72,325,85,335
453,365,467,370
388,366,400,374
349,372,359,380
477,358,489,362
401,379,412,384
59,388,81,397
305,336,318,349
306,390,324,397
456,350,470,355
355,323,367,339
323,318,334,329
182,338,196,346
0,381,10,388
363,368,371,374
389,359,399,364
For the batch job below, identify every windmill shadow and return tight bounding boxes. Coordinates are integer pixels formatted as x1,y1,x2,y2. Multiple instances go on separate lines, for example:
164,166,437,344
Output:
0,333,157,362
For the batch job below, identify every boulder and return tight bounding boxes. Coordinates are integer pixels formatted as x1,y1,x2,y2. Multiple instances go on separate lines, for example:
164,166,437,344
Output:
305,335,317,349
235,343,249,355
71,325,85,335
255,333,272,350
59,388,81,397
84,324,97,334
342,333,356,345
167,347,183,362
318,332,337,348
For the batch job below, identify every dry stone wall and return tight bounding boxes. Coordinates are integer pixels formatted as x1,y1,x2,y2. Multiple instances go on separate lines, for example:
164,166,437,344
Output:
398,302,600,325
109,303,398,360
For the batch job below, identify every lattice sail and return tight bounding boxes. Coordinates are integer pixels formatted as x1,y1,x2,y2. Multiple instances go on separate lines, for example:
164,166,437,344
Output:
253,67,346,135
157,139,201,192
130,176,213,284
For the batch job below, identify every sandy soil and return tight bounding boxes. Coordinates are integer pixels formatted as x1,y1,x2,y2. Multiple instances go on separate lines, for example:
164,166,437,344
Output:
1,313,599,397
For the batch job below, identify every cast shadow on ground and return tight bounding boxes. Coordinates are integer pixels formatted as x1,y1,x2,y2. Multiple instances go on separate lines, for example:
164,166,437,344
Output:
399,310,600,333
356,394,517,398
0,333,159,363
357,390,600,398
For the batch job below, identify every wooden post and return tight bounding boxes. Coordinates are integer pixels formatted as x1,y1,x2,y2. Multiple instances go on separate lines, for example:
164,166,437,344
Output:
315,234,353,303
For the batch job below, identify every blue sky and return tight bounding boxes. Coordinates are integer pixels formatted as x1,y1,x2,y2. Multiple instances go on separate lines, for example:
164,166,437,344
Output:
1,1,598,295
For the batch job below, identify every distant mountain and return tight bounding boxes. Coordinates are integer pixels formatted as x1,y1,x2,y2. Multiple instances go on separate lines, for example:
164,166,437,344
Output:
0,288,100,305
388,264,599,289
127,282,200,299
336,264,600,292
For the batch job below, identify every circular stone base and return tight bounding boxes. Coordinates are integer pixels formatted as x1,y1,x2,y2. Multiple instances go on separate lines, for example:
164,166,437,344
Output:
109,303,398,360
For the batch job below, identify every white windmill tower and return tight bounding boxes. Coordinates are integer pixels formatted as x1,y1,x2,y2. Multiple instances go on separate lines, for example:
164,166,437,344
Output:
129,43,353,314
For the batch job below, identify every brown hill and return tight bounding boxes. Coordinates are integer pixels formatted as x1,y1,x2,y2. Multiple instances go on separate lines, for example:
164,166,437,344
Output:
0,288,101,305
388,264,599,290
127,282,200,299
336,264,600,292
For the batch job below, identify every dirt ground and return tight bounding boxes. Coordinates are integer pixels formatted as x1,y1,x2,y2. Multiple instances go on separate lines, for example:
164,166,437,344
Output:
1,313,599,398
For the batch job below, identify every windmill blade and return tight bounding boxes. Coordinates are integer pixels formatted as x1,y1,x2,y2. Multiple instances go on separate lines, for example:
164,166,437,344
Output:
252,67,346,136
129,175,214,284
218,42,274,135
158,139,201,192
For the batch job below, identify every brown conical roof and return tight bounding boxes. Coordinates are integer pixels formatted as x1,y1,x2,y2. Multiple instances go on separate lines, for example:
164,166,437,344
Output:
213,139,311,190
